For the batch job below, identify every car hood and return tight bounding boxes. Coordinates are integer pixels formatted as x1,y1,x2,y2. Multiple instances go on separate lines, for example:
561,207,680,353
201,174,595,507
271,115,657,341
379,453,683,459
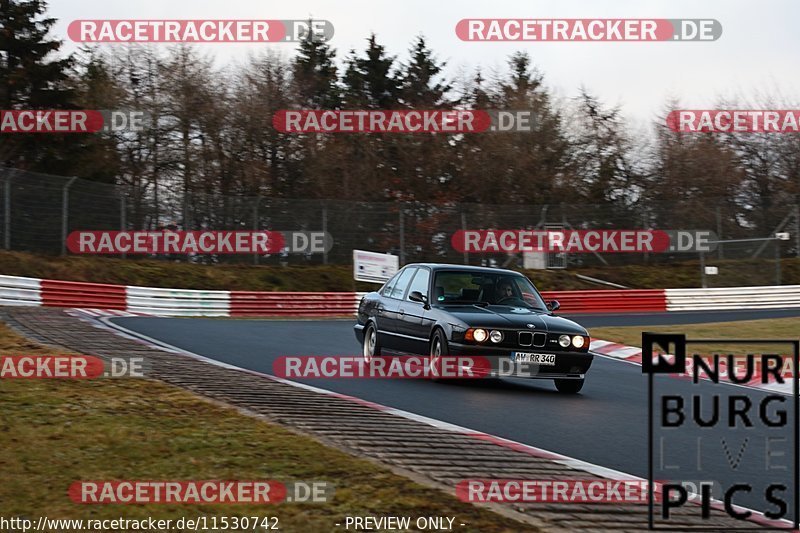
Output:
437,305,587,334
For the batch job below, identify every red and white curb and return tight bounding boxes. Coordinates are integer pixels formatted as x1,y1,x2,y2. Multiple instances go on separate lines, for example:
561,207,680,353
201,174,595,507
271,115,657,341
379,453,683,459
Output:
590,339,794,395
68,308,148,318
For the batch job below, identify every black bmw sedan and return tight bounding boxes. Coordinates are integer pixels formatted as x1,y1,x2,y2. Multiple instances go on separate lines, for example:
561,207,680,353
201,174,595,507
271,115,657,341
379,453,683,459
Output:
353,263,593,393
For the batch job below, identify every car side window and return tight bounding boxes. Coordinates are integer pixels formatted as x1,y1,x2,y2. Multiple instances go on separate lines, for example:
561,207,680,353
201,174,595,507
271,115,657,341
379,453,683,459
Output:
406,268,430,302
389,267,416,300
381,272,400,297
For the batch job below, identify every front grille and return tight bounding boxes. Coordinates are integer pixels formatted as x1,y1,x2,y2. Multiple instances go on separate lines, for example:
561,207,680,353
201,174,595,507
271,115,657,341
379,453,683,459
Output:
533,332,546,347
518,331,532,346
517,331,547,347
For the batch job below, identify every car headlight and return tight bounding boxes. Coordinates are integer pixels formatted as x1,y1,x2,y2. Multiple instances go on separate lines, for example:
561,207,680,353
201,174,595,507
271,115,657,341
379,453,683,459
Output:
473,328,488,343
572,335,585,348
490,330,503,343
558,335,571,348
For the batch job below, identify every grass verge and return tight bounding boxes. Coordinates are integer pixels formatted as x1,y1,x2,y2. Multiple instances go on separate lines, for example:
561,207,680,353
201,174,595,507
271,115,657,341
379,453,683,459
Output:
0,323,529,532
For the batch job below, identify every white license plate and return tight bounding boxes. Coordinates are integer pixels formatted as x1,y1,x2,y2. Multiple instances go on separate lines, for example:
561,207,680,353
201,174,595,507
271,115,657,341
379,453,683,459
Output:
513,352,556,365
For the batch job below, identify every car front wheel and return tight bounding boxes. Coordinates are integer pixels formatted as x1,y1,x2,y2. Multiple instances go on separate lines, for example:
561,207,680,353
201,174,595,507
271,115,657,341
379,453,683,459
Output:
363,323,381,362
429,329,450,381
554,378,584,394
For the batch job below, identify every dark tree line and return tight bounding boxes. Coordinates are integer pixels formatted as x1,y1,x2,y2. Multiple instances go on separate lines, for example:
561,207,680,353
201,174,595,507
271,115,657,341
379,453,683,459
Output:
1,0,799,238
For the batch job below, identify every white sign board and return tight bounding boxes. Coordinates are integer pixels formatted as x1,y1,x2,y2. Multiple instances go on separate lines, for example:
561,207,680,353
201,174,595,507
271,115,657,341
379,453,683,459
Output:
705,266,719,275
353,250,399,283
523,251,547,270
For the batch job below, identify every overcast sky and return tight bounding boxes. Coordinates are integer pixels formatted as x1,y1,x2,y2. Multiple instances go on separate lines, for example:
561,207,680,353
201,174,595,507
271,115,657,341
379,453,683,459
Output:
50,0,800,129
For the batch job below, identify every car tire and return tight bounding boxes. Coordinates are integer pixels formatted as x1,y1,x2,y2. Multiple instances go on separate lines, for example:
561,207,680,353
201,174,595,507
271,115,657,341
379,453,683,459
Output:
363,323,382,362
554,378,584,394
429,329,450,381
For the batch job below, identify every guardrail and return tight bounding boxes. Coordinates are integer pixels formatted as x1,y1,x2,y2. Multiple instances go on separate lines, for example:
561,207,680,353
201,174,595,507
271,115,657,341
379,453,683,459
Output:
541,289,666,314
0,275,42,307
231,291,361,317
0,275,363,317
0,274,796,316
40,279,127,309
665,285,800,311
126,286,230,317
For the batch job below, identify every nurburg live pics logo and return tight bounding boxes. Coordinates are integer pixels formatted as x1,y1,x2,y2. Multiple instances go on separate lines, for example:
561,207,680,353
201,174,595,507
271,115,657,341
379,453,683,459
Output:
643,333,800,530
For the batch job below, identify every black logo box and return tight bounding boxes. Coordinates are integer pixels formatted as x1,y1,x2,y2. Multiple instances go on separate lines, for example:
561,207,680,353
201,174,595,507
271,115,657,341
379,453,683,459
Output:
643,333,800,531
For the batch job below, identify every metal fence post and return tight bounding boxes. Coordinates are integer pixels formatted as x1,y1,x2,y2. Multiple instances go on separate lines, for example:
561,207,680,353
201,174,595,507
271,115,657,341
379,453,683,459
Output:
62,177,78,256
253,197,260,265
776,240,782,286
399,208,405,266
795,204,799,258
322,203,328,265
716,206,723,259
461,210,468,265
120,194,127,259
642,210,649,265
700,251,707,288
3,170,11,250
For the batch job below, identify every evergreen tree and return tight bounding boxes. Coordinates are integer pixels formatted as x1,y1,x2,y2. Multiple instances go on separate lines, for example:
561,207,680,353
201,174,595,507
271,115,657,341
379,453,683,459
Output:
292,25,340,109
469,71,494,109
342,34,400,109
0,0,77,169
0,0,72,107
499,52,543,108
398,36,451,108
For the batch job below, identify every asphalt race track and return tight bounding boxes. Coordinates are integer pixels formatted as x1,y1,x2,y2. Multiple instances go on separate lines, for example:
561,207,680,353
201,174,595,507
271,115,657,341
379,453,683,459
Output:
113,309,800,520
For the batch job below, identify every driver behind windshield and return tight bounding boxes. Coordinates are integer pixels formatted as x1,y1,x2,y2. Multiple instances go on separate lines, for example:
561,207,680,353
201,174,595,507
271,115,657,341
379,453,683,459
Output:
495,280,516,303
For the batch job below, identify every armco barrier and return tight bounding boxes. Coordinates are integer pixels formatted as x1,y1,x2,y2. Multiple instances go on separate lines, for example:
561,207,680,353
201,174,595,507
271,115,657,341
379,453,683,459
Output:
666,285,800,311
0,275,42,307
126,286,230,317
0,274,797,316
40,279,127,310
231,291,360,317
541,289,666,314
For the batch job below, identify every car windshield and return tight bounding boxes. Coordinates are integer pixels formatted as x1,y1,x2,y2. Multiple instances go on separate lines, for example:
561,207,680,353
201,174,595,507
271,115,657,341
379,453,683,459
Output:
431,271,548,310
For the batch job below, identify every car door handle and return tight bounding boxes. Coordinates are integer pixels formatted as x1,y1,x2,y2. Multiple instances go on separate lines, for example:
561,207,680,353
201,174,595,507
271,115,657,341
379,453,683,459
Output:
399,308,405,315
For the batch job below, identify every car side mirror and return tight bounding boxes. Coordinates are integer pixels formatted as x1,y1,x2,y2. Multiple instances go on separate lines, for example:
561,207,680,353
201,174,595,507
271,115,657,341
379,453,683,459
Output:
547,300,560,312
409,291,428,304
